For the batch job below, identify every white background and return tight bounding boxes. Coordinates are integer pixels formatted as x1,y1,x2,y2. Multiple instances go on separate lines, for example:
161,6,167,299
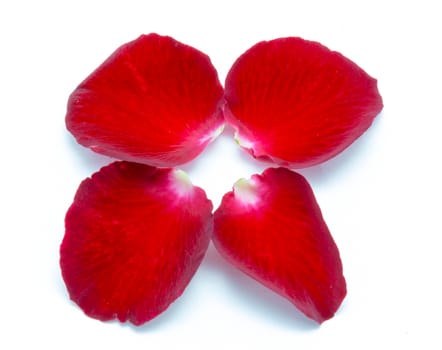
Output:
1,0,441,348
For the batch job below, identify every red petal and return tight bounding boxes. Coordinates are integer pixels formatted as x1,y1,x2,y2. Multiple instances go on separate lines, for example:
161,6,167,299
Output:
213,167,346,323
60,161,213,325
66,34,224,167
224,37,383,168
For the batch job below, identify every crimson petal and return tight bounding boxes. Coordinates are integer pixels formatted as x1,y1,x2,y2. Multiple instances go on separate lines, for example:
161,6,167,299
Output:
66,33,224,167
60,161,213,325
213,167,346,323
224,37,383,168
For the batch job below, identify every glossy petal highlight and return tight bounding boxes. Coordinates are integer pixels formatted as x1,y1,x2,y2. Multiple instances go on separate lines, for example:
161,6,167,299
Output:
60,161,213,325
66,33,224,167
213,167,346,323
224,37,383,168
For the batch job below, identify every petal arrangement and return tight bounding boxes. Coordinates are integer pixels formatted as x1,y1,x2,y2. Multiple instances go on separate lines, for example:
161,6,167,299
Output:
61,33,383,326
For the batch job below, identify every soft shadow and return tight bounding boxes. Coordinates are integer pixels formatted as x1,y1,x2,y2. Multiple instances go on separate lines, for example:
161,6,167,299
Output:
298,114,384,186
199,244,319,331
114,301,189,333
64,131,114,171
183,114,384,186
181,124,267,176
106,280,199,333
119,243,318,333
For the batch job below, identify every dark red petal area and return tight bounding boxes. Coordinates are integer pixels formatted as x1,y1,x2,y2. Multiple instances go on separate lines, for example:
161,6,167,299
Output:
213,167,346,323
224,37,383,168
66,33,224,167
60,161,213,325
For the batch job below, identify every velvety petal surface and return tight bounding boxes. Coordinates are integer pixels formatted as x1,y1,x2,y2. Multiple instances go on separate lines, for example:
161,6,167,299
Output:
66,33,224,167
60,161,213,325
224,37,383,168
213,167,346,323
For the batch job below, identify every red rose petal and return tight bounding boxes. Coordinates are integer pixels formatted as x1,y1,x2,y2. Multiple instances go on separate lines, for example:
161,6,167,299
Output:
213,167,346,323
66,33,224,167
224,37,383,168
60,161,213,325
